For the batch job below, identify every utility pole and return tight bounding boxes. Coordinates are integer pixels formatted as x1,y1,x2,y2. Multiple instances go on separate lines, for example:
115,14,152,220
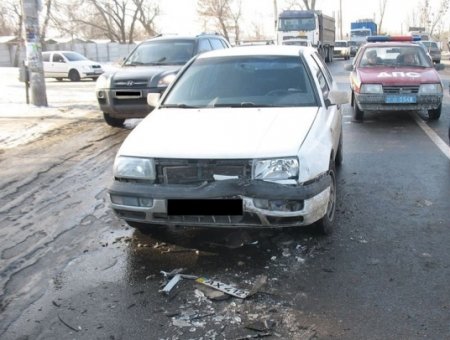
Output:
22,0,48,106
339,0,343,40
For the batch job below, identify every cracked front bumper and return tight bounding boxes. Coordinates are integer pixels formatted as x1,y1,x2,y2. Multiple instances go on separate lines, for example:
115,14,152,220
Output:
108,176,332,228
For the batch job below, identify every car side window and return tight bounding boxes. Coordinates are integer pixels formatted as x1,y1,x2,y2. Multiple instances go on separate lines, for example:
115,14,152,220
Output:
309,55,330,96
42,53,50,62
53,54,65,63
209,38,225,50
197,39,212,54
311,53,333,85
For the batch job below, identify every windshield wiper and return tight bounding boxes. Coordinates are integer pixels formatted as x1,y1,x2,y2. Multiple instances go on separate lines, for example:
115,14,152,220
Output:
124,61,144,66
160,103,197,108
213,102,273,107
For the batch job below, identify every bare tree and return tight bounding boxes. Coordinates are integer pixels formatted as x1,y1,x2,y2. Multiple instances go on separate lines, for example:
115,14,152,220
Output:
134,0,159,37
378,0,388,34
0,0,23,36
40,0,53,43
50,0,160,43
428,0,449,36
197,0,243,43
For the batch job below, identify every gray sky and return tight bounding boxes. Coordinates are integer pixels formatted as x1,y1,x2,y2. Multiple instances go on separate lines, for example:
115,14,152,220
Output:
156,0,448,39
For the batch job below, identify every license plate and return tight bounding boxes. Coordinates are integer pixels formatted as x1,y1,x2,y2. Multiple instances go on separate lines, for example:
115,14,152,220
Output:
385,95,416,104
195,277,250,298
167,199,243,216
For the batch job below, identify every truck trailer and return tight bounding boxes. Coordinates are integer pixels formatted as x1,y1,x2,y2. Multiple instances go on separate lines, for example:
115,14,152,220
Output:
277,10,336,62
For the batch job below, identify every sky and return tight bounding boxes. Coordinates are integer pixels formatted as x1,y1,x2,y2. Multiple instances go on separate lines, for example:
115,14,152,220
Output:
155,0,450,40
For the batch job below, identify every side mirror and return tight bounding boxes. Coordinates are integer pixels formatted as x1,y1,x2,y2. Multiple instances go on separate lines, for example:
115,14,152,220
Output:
344,63,354,71
326,90,349,107
434,63,445,71
147,93,161,108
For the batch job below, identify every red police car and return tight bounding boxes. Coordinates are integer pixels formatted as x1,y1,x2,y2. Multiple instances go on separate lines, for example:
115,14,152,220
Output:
345,36,444,121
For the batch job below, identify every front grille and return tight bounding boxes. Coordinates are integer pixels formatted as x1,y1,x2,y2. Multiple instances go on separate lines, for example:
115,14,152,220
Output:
155,159,252,184
383,86,419,94
113,80,148,88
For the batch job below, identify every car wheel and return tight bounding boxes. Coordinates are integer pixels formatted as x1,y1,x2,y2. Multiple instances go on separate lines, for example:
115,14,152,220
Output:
103,112,125,127
92,77,99,81
69,69,81,82
56,78,63,82
315,161,336,235
353,101,364,121
335,134,343,167
428,103,441,120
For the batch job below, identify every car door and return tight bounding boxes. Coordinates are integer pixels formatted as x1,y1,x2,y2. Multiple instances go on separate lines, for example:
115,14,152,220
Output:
311,53,342,155
51,53,69,77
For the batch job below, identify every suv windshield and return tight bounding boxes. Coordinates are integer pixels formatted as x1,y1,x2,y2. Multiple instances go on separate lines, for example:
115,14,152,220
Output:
163,56,318,108
124,40,195,66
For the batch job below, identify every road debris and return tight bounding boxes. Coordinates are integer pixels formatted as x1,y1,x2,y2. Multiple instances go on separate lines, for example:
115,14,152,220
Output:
160,269,199,295
247,275,268,297
57,314,81,332
195,277,250,299
235,332,272,339
160,274,183,295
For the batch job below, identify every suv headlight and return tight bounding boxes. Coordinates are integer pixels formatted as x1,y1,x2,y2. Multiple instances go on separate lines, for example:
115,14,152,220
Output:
360,84,383,94
96,74,112,89
419,84,442,94
253,157,299,181
157,73,177,88
113,156,155,181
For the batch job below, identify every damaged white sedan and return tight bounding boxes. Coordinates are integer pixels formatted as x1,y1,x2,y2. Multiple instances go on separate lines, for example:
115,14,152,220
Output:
108,46,348,234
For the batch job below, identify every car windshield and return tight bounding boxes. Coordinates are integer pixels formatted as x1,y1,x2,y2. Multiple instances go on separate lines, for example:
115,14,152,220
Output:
162,55,318,108
124,40,195,66
62,52,88,61
359,46,433,67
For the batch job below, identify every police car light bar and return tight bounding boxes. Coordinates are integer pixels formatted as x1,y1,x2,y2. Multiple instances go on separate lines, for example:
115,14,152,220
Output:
367,35,421,42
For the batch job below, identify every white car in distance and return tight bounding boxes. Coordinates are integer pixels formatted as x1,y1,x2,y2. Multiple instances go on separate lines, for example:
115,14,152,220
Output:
42,51,104,81
109,46,348,235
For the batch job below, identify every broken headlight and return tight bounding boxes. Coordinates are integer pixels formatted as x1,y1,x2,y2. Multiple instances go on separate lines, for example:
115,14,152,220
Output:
253,157,299,181
113,156,155,181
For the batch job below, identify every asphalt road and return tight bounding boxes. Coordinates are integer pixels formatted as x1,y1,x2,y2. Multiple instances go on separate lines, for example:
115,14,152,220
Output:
0,61,449,340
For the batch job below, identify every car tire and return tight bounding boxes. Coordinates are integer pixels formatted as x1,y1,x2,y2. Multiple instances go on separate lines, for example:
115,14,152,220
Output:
103,112,125,127
92,77,99,81
335,134,343,167
353,101,364,121
69,69,81,82
428,103,441,120
315,161,336,235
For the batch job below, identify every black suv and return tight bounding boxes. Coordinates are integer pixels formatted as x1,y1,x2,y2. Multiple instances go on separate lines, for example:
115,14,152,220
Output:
96,33,231,127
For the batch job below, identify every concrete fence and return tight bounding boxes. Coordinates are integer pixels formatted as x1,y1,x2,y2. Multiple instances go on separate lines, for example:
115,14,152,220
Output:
0,37,138,67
